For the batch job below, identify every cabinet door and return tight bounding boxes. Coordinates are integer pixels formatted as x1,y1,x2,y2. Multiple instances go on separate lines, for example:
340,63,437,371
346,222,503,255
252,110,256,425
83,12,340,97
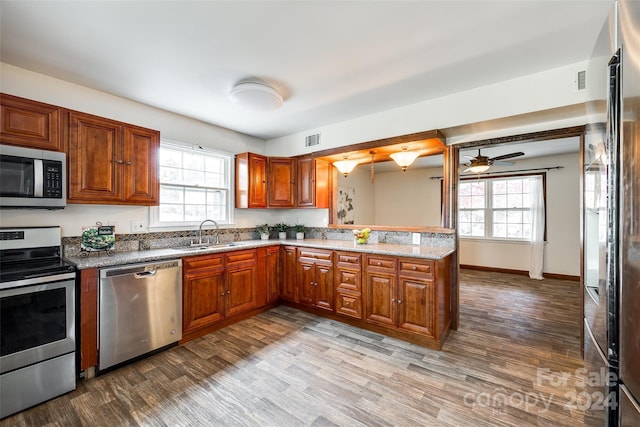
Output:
364,271,396,328
0,93,63,151
314,262,334,311
397,276,435,338
298,261,316,306
297,158,329,208
268,157,295,207
122,125,159,205
235,153,267,208
68,111,122,203
336,289,363,319
226,265,257,317
281,246,298,302
266,246,280,304
183,268,225,333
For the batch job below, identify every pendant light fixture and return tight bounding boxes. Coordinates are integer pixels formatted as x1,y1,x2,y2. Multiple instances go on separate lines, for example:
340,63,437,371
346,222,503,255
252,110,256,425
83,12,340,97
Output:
390,147,420,172
333,157,359,177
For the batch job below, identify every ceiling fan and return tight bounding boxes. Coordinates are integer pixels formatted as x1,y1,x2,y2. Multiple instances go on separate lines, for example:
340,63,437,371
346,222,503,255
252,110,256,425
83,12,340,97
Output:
463,149,525,173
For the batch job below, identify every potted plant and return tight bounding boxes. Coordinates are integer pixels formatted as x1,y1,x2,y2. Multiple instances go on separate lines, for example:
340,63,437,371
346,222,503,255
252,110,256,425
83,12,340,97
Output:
256,224,271,240
274,223,289,239
294,224,305,240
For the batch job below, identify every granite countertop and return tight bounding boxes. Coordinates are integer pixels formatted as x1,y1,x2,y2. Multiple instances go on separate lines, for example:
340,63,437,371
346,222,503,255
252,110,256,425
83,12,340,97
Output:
66,238,456,269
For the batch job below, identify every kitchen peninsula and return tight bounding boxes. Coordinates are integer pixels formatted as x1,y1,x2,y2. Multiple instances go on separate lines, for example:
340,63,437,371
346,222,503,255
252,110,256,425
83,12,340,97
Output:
66,233,455,377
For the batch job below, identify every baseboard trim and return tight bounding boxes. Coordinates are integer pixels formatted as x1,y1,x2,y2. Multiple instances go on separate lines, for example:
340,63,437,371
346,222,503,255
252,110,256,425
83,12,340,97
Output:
460,264,580,282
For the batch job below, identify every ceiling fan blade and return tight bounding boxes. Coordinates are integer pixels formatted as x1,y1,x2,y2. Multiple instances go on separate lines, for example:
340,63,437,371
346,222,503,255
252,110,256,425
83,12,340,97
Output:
490,151,524,161
492,161,515,166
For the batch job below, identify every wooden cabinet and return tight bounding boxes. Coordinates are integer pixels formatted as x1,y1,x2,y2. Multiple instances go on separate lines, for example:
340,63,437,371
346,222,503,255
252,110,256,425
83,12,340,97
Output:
335,252,363,319
281,246,298,302
182,249,257,339
266,246,280,304
0,93,64,151
296,158,329,208
268,157,296,207
183,254,226,334
235,154,329,209
67,111,159,205
364,255,446,340
235,152,268,208
297,248,333,311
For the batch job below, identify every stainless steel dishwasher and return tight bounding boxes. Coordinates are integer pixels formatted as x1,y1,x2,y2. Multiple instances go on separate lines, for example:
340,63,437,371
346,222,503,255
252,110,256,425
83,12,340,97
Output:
99,259,182,371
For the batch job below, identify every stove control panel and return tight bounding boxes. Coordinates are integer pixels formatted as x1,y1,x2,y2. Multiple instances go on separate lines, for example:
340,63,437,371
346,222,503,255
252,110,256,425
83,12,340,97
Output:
0,231,25,241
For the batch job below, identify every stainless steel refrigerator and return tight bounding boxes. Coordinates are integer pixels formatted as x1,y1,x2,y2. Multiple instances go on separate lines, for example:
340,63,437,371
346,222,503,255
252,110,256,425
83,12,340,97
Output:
584,1,640,425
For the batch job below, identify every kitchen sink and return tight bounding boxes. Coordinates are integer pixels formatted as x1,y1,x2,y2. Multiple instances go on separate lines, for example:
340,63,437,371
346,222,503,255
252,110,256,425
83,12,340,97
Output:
169,242,246,252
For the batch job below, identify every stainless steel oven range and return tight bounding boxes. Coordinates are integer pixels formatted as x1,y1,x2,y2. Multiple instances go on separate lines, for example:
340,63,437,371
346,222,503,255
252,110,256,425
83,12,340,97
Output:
0,226,77,419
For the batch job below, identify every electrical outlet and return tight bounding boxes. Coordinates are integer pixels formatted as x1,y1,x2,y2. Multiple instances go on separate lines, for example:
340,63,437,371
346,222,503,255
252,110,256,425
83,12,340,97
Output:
412,233,420,245
131,220,145,233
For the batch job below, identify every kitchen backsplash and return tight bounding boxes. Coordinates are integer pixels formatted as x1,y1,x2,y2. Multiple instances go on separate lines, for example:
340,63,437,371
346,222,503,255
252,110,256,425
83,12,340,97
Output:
62,227,455,257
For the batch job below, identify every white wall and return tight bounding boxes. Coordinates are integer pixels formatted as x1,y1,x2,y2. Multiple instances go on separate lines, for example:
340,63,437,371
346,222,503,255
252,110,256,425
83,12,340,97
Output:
458,150,581,276
265,61,596,156
0,63,327,236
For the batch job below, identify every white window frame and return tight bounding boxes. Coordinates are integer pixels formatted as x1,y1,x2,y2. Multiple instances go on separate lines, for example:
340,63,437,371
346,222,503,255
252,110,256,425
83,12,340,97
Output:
150,141,235,229
458,173,546,242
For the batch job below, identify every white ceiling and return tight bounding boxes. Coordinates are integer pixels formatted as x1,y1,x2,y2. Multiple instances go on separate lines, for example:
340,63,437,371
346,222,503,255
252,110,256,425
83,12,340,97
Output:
0,1,612,141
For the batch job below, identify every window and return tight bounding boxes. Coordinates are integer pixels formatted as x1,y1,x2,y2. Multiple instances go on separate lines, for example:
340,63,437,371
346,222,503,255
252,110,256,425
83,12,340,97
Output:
151,143,233,227
458,174,545,240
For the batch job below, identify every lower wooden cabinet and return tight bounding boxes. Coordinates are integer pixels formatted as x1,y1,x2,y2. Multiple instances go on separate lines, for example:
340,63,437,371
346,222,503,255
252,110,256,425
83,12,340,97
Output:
335,252,363,319
182,249,258,340
297,248,333,311
365,255,448,341
281,246,298,302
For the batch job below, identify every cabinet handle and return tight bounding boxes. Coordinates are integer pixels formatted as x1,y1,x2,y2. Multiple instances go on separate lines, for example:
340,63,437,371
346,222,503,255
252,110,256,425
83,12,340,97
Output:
220,292,225,296
398,300,403,304
392,298,396,303
412,266,417,271
227,290,231,295
344,277,350,282
125,161,132,165
115,159,124,164
377,262,382,266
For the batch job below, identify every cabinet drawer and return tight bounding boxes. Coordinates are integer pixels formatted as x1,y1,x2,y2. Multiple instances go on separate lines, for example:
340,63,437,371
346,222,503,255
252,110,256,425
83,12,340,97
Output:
335,289,362,320
399,260,434,278
366,256,397,272
183,254,224,271
337,252,361,267
226,249,257,267
298,248,332,262
336,269,361,292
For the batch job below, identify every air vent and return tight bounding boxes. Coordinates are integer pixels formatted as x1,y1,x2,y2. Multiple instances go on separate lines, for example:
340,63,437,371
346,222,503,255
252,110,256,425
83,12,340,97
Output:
305,133,320,147
577,70,586,91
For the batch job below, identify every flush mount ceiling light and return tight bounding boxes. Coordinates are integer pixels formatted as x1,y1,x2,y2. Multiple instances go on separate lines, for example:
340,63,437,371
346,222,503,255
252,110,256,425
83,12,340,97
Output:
333,157,359,177
390,147,420,172
229,81,283,111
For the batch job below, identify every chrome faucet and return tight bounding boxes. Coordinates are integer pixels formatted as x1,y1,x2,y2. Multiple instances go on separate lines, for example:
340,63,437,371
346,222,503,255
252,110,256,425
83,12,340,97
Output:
196,219,220,246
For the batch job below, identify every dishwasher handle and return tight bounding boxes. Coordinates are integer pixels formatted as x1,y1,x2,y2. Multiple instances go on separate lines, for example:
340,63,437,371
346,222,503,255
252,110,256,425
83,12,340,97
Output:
100,259,182,279
134,270,157,279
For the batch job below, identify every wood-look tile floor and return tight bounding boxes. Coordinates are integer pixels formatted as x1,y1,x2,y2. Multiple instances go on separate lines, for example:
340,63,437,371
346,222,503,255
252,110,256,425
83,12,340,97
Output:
3,270,587,427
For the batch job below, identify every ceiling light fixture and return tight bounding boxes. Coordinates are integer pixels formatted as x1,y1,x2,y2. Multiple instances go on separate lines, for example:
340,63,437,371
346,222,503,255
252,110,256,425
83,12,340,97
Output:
333,157,359,177
390,147,420,172
466,164,491,174
229,81,283,111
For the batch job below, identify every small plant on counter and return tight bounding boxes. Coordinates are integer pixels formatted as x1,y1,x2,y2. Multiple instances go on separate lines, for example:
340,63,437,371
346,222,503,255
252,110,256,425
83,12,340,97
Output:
274,223,289,239
294,224,305,240
256,224,271,240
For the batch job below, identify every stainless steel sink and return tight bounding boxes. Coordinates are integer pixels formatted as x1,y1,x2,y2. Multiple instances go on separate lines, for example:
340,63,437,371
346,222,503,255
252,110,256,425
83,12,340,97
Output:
169,242,245,252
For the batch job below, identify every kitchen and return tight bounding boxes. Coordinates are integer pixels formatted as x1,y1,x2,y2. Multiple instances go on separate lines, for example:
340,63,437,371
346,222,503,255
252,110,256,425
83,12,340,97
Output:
1,1,638,426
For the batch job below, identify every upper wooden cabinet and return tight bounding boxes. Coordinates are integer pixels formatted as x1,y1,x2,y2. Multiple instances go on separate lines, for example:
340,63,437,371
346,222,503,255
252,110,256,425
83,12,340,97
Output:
235,153,329,209
67,111,159,205
235,152,268,208
297,158,329,208
268,157,296,207
0,93,64,151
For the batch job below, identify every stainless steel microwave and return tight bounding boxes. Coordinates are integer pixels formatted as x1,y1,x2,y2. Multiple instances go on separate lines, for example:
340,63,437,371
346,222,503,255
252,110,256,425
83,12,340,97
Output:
0,144,66,209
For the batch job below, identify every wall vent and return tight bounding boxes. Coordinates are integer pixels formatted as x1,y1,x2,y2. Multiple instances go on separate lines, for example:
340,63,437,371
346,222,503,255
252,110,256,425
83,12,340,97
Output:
305,133,320,147
577,70,586,91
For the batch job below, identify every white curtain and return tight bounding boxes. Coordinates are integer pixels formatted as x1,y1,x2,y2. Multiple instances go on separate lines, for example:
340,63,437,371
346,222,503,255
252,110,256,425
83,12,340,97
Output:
529,176,545,280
